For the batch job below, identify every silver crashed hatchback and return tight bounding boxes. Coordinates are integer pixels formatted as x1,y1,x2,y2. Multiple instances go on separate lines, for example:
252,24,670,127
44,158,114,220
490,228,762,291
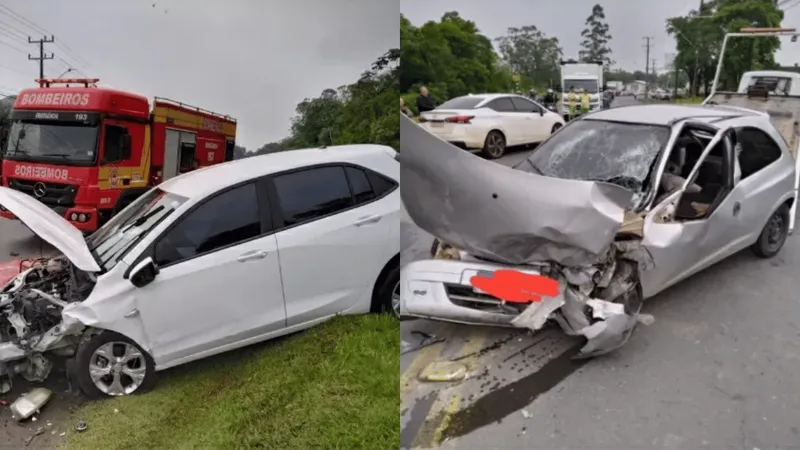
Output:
400,99,800,358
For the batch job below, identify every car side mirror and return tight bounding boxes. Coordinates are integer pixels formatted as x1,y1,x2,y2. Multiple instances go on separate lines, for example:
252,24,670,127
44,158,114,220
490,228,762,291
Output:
539,108,545,116
130,257,159,288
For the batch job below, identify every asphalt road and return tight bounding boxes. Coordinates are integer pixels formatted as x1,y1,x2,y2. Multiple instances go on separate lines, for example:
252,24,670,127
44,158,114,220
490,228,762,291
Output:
400,96,800,449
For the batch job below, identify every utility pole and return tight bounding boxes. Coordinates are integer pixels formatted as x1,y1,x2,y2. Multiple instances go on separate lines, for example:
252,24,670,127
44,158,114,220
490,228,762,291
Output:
674,54,680,101
644,37,653,97
28,36,55,80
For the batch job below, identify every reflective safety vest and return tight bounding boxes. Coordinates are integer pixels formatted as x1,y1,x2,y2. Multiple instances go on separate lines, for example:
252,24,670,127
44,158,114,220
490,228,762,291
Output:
566,92,577,105
580,93,591,109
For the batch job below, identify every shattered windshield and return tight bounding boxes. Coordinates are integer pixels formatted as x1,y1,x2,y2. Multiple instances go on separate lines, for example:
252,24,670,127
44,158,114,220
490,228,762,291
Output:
87,188,188,271
563,79,599,93
5,120,99,164
518,119,670,209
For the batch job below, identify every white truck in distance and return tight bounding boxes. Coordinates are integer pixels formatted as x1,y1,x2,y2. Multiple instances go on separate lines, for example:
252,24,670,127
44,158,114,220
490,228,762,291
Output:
560,60,604,115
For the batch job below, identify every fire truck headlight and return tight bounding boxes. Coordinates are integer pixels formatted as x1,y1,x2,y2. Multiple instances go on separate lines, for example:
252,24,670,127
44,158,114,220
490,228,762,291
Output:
70,213,78,221
78,214,87,223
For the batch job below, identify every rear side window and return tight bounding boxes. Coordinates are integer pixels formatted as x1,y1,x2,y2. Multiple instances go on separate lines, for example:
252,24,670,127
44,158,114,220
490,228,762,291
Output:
485,97,515,112
273,166,354,226
366,170,397,197
345,167,376,204
436,96,484,110
735,127,783,180
154,182,262,267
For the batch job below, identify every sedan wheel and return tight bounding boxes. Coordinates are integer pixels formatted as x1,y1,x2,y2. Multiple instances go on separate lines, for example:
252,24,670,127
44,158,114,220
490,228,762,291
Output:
75,331,156,398
752,204,790,258
551,123,562,134
481,131,506,159
391,280,401,319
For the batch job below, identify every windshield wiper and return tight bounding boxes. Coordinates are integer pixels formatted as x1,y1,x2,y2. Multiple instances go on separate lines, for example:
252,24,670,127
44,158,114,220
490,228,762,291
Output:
123,205,165,231
40,153,72,160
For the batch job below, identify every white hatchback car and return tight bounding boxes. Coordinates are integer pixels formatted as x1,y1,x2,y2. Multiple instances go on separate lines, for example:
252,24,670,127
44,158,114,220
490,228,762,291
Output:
0,144,400,397
418,93,565,159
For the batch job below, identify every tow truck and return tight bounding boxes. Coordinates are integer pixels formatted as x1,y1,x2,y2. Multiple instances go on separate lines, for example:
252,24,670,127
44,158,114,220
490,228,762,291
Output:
0,78,237,232
703,27,800,232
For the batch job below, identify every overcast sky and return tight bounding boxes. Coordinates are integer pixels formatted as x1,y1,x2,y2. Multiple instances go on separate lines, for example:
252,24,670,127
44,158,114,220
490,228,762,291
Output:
0,0,397,149
401,0,800,74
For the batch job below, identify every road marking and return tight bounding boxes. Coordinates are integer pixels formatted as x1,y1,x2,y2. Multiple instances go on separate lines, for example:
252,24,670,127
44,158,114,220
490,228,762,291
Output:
412,326,490,449
400,324,454,394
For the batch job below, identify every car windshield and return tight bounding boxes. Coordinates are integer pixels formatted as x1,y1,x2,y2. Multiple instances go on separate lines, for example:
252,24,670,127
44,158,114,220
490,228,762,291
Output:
87,188,188,271
517,119,671,209
564,79,599,93
5,120,99,164
436,96,485,110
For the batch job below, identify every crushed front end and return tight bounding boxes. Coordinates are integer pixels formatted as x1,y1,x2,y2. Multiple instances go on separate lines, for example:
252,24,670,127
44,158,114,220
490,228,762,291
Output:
399,115,659,358
0,257,95,392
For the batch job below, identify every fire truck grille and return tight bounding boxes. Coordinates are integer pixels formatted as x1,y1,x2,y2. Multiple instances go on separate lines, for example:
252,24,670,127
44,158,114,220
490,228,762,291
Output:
7,179,78,208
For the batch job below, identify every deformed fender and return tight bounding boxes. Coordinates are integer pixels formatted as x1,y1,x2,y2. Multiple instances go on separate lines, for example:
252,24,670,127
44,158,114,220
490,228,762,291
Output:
61,297,150,351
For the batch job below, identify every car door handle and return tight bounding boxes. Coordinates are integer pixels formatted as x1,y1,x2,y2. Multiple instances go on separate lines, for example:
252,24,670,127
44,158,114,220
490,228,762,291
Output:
125,309,139,318
733,202,741,216
354,215,382,226
237,250,269,262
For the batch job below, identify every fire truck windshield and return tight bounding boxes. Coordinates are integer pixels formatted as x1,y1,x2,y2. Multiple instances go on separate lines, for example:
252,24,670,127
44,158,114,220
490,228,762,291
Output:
5,120,99,165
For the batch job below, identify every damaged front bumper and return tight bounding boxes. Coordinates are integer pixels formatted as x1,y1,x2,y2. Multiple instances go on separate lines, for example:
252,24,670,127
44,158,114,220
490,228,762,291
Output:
401,241,653,358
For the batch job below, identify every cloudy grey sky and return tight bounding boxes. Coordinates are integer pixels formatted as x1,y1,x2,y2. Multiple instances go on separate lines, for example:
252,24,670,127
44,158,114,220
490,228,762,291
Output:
0,0,397,149
401,0,800,73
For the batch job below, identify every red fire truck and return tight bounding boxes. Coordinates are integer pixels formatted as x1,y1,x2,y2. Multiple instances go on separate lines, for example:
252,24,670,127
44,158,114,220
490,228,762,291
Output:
0,78,237,232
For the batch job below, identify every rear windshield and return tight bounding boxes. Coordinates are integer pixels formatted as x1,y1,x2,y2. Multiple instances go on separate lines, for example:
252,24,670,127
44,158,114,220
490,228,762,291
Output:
436,96,485,110
516,119,671,209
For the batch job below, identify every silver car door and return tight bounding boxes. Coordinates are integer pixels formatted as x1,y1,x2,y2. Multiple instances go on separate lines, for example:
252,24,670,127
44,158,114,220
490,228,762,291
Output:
640,127,730,298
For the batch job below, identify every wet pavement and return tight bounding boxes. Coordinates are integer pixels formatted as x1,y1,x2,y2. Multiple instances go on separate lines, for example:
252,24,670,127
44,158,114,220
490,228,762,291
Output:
0,219,73,449
400,96,800,449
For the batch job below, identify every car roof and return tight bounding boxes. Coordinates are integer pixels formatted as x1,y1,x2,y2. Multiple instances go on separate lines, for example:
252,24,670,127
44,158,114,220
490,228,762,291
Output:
585,103,759,126
159,144,396,199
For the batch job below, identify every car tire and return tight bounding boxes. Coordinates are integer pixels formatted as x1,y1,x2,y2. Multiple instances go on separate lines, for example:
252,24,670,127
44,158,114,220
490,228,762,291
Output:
481,131,506,159
751,203,790,258
551,123,562,134
74,331,156,399
376,264,401,319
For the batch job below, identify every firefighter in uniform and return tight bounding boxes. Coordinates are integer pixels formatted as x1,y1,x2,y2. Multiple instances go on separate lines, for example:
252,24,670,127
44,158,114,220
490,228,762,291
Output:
565,86,577,120
580,89,591,115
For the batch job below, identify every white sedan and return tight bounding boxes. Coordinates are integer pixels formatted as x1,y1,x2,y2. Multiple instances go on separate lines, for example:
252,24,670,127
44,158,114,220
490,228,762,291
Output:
418,93,565,159
0,145,400,397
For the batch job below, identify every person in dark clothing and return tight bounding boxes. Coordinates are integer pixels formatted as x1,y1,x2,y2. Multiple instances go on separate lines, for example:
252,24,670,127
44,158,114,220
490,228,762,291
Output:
543,88,557,105
416,86,437,113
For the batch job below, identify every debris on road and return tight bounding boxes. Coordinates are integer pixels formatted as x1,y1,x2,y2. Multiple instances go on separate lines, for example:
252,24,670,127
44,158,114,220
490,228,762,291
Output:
419,361,467,382
10,387,52,421
75,420,88,432
520,409,532,419
401,330,446,356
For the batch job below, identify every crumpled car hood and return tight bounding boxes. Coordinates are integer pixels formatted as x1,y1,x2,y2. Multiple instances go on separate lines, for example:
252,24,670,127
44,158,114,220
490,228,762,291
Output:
0,186,101,272
399,115,633,266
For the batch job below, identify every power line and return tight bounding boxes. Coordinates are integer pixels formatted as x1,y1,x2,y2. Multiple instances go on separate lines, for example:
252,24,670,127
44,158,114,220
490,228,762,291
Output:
0,3,93,71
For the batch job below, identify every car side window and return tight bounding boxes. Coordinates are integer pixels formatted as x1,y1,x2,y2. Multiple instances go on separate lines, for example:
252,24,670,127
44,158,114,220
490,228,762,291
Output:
366,169,397,197
345,166,377,204
735,127,783,180
485,97,515,112
510,97,538,113
273,166,354,227
154,182,262,267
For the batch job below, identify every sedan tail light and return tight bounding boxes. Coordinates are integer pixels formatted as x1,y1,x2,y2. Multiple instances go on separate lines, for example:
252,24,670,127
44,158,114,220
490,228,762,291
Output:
445,115,474,124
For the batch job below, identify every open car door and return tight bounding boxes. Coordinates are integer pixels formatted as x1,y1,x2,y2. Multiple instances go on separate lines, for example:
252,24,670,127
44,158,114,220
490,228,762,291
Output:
639,125,745,298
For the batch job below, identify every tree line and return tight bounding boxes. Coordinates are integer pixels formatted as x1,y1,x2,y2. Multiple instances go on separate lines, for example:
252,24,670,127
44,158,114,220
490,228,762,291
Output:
237,48,399,159
400,5,614,110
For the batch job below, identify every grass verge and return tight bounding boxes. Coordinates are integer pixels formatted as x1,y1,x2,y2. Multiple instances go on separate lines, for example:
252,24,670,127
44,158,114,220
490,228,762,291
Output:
61,314,399,450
